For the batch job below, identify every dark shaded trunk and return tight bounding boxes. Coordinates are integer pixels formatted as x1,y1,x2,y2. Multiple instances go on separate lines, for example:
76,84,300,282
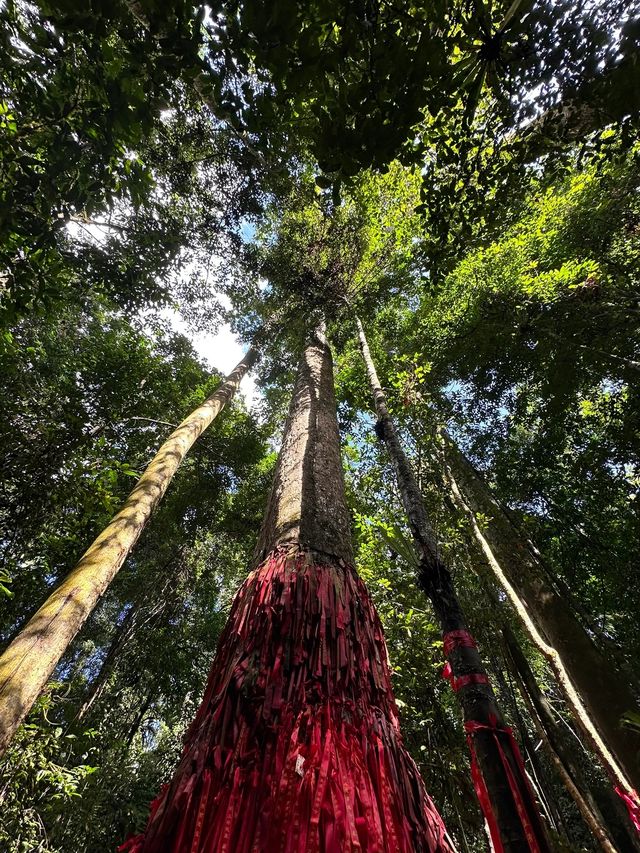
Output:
356,317,550,853
120,325,454,853
124,691,154,748
75,602,140,723
443,436,640,799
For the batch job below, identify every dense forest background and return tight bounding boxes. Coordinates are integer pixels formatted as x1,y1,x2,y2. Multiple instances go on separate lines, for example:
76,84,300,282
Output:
1,0,640,850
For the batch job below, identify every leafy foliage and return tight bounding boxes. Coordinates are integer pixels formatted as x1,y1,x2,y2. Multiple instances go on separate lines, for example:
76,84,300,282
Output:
2,2,640,850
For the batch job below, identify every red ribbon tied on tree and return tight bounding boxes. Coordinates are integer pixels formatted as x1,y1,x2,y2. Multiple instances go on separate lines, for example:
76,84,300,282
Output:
615,786,640,834
442,661,490,692
441,630,545,853
464,718,543,853
443,629,478,658
441,630,488,692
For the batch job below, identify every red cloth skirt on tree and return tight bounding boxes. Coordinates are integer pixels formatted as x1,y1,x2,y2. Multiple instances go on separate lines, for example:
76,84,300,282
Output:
119,547,454,853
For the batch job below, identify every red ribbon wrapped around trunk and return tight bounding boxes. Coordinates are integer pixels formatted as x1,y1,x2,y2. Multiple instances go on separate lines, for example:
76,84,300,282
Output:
442,661,490,693
464,719,543,853
442,630,543,853
443,630,477,658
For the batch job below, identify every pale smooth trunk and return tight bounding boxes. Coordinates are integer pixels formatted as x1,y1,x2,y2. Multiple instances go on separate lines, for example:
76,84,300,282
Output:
443,437,640,798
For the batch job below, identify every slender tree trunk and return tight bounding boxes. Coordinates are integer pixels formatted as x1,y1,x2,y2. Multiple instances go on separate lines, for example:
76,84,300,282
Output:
544,329,640,374
0,347,257,755
75,591,166,722
513,730,564,839
501,621,637,853
124,690,154,748
356,317,550,853
442,437,640,799
120,325,454,853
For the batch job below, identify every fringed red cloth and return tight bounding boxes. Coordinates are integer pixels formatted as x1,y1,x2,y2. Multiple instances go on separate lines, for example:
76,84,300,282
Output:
119,548,454,853
464,719,542,853
442,662,489,693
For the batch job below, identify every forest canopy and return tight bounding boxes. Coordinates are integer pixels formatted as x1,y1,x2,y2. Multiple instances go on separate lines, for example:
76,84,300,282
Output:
1,1,640,851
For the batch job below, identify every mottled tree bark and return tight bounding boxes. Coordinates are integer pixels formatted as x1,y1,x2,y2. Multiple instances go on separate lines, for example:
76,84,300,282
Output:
356,317,550,853
120,325,454,853
0,347,257,755
443,436,640,799
253,327,353,566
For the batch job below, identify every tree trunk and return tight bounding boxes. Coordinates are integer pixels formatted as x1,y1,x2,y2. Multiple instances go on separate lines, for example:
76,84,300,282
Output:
0,347,257,755
75,600,140,723
124,690,155,749
442,436,640,799
356,317,550,853
119,325,455,853
501,620,637,853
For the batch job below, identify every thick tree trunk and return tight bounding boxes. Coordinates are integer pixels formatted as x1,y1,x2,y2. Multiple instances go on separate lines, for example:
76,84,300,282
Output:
252,327,354,567
120,325,454,853
0,347,257,755
356,317,550,853
443,437,640,799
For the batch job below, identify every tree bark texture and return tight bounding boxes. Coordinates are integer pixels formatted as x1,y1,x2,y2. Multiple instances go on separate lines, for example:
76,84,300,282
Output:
254,327,353,566
443,436,640,800
356,317,550,853
120,327,454,853
0,347,257,755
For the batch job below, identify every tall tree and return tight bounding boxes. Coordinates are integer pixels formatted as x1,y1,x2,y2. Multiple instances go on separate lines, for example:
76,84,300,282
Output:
356,316,550,852
442,438,640,813
500,619,635,853
119,325,454,853
0,346,257,754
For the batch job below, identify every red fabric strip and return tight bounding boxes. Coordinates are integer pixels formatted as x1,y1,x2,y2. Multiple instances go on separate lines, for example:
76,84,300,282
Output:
120,547,453,853
465,719,543,853
442,629,477,657
615,786,640,834
464,729,504,853
442,661,490,692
